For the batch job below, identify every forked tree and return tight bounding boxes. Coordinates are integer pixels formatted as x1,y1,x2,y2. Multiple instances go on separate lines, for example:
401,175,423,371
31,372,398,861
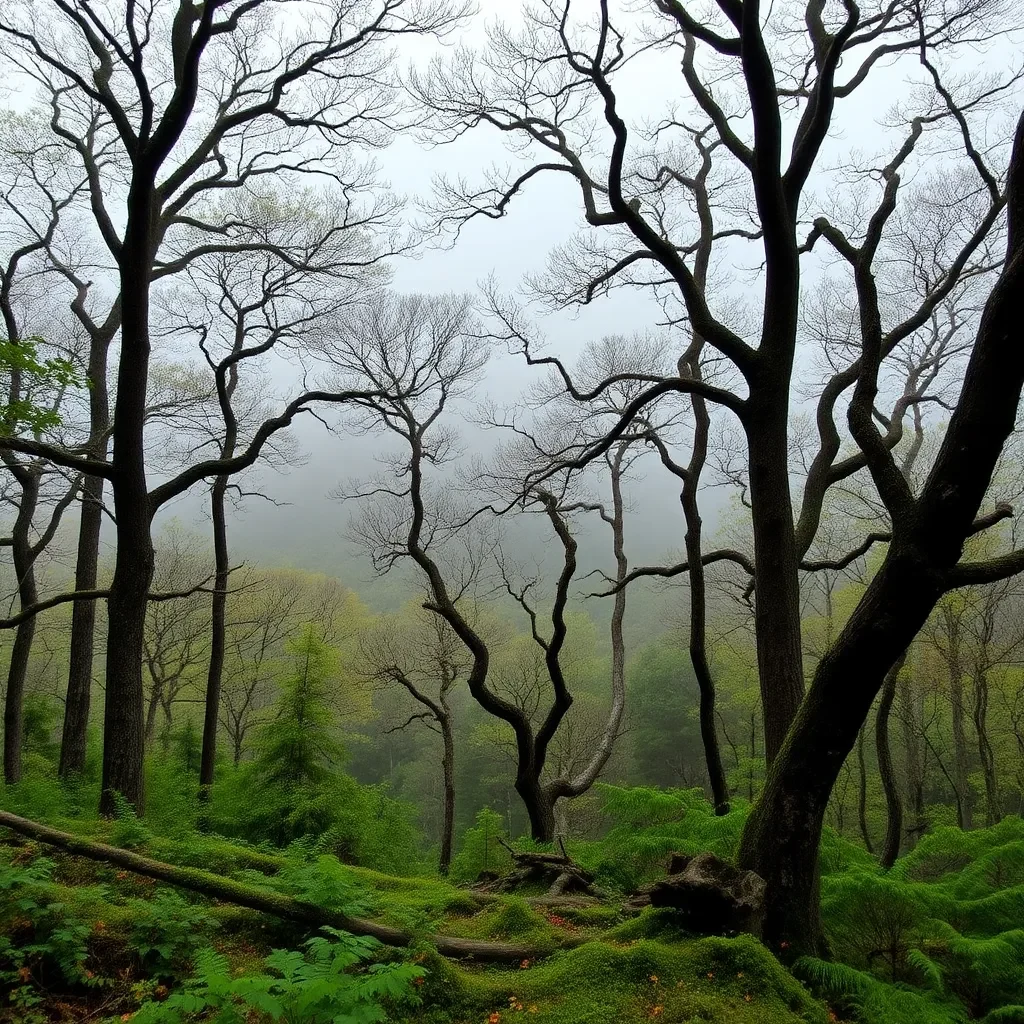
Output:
339,293,639,839
0,0,466,813
413,0,1024,950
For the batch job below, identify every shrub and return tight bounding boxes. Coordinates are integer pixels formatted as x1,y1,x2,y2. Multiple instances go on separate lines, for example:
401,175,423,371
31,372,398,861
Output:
449,808,512,883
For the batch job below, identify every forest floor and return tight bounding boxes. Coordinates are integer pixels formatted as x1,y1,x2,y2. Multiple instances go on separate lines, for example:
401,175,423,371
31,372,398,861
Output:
0,823,830,1024
2,787,1024,1024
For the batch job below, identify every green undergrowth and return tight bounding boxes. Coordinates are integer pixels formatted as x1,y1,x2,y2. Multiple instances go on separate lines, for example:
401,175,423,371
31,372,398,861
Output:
815,816,1024,1023
5,774,1024,1023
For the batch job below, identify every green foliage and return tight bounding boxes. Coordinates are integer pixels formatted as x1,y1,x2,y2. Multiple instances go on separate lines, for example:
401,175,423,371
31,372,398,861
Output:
449,807,512,883
0,854,97,1003
275,852,372,917
816,817,1024,1022
126,890,217,976
169,720,202,775
574,786,745,892
626,644,705,789
210,765,423,874
0,336,86,433
126,928,425,1024
794,957,964,1024
143,755,202,839
20,694,59,761
0,752,101,823
109,793,154,849
253,625,347,791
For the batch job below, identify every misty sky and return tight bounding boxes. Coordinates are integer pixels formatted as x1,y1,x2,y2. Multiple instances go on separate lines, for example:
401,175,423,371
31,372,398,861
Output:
12,1,1018,607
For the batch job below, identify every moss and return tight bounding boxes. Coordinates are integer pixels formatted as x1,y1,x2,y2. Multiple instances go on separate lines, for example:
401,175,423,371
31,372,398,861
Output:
488,899,551,939
605,908,694,943
342,865,485,931
553,902,622,929
982,1008,1024,1024
393,937,828,1024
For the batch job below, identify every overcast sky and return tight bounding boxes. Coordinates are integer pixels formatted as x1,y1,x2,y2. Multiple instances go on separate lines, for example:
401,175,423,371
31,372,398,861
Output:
9,0,1017,603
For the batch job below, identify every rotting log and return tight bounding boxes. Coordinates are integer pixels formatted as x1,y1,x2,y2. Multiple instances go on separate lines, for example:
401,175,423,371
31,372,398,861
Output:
0,811,569,963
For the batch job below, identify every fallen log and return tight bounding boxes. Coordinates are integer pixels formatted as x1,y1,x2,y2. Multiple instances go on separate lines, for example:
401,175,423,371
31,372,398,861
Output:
0,811,568,963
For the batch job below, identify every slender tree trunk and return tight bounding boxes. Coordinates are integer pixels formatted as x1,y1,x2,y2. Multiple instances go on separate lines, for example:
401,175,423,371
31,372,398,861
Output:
744,407,805,766
682,377,730,813
857,723,873,854
899,672,925,846
200,475,229,795
677,155,732,810
99,202,156,817
59,323,111,779
3,469,40,784
973,666,1000,825
876,655,905,869
143,675,163,744
3,591,38,784
439,711,455,875
59,475,105,777
945,608,973,829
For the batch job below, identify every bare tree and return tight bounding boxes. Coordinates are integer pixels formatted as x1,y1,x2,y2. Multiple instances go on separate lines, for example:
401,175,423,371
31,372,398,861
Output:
142,525,211,744
361,606,464,873
156,186,389,794
0,129,87,782
0,0,467,813
218,569,305,766
412,0,1024,949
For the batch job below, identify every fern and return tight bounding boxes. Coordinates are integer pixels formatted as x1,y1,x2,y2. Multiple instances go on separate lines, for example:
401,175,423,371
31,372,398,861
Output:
906,949,945,993
128,926,425,1024
794,957,964,1024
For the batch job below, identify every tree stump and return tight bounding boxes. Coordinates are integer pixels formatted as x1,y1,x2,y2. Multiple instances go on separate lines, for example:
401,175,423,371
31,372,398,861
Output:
626,851,766,937
475,837,598,897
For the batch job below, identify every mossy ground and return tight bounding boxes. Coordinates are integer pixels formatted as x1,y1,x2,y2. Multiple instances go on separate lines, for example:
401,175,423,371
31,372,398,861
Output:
9,812,1024,1024
402,935,829,1024
0,834,835,1024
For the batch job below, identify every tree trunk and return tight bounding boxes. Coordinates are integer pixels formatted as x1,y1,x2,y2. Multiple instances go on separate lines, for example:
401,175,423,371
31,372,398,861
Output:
972,666,1000,826
682,382,730,813
439,712,455,875
60,320,111,780
944,607,973,830
736,169,1024,947
144,677,163,745
2,470,40,784
876,654,905,869
737,549,968,954
899,671,925,846
200,475,229,795
99,200,155,817
744,408,805,765
856,723,873,854
519,774,556,843
59,474,105,778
